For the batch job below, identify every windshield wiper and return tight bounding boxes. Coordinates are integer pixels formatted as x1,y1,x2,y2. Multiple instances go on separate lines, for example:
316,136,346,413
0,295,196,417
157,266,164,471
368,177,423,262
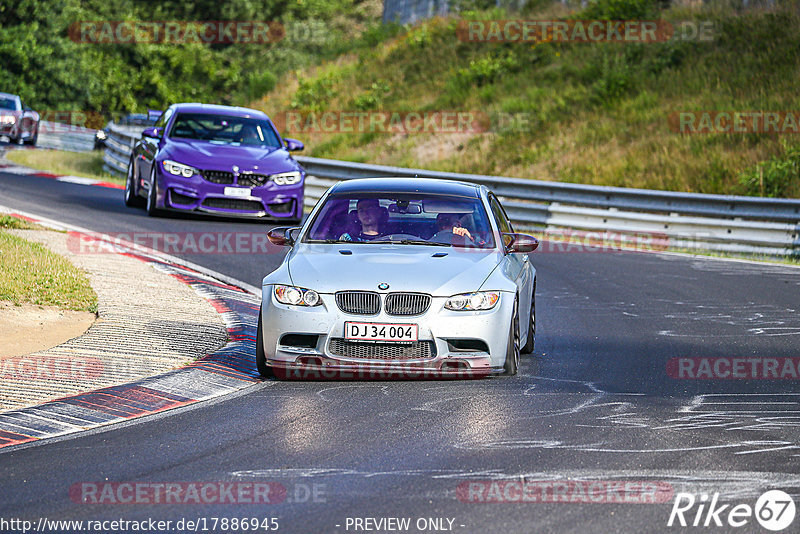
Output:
368,239,448,247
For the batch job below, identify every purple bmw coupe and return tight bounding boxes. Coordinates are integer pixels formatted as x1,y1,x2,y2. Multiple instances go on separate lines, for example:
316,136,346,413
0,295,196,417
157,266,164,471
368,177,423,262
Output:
125,103,305,221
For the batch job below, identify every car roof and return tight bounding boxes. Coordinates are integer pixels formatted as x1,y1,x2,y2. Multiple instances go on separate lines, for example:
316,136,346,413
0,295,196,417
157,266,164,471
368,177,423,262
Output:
170,103,269,120
0,93,19,100
330,178,482,198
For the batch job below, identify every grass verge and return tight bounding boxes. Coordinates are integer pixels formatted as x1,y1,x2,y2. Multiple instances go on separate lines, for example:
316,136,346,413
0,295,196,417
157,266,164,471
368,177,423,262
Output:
5,149,124,185
0,223,98,312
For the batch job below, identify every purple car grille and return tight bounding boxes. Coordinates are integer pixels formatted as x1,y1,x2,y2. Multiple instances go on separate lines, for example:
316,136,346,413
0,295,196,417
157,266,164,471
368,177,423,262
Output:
202,170,234,184
201,198,264,212
328,339,435,360
237,173,270,188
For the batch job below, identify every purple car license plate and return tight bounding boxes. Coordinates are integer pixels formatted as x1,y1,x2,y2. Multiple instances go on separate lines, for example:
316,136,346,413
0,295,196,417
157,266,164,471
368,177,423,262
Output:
345,322,418,342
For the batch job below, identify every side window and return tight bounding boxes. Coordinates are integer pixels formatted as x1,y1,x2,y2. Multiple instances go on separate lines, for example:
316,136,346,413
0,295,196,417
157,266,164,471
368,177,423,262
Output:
488,194,513,234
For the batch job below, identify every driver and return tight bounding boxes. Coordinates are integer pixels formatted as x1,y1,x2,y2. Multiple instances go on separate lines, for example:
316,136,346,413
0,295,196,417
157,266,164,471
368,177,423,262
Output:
238,124,262,145
339,199,387,241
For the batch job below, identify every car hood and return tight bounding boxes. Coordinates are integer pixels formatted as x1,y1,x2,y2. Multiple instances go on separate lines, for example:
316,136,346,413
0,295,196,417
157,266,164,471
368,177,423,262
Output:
286,244,502,296
163,139,299,172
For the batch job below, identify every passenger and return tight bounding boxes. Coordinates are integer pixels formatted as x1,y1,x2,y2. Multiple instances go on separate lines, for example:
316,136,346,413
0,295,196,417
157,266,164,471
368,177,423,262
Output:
431,213,486,246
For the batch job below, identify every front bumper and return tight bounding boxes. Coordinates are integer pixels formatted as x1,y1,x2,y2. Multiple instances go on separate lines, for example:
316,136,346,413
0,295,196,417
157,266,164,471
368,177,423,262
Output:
154,168,304,220
260,288,514,379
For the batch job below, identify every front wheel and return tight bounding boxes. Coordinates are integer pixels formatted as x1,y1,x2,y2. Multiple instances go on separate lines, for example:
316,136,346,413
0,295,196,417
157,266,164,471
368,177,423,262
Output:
146,168,161,217
24,129,37,146
255,306,274,378
503,298,520,376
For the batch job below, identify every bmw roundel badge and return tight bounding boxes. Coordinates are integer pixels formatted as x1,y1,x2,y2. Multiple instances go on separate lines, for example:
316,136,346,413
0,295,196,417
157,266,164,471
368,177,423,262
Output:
378,283,390,290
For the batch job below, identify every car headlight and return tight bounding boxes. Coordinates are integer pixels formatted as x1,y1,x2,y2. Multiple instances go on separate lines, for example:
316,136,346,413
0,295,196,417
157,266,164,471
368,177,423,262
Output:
0,115,16,124
274,285,321,306
445,291,500,311
270,171,301,186
162,159,199,178
96,130,107,140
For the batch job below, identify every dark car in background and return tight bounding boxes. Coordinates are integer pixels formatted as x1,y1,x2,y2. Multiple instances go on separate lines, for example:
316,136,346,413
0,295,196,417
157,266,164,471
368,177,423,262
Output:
0,92,39,145
125,103,306,221
94,113,157,150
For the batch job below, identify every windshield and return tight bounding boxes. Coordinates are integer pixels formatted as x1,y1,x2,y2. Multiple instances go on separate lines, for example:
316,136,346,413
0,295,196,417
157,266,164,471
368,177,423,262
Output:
0,98,18,111
168,113,281,147
304,192,496,249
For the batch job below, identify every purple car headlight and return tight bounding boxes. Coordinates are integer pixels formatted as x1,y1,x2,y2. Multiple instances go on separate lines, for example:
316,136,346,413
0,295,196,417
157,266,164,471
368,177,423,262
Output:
270,171,301,186
162,159,199,178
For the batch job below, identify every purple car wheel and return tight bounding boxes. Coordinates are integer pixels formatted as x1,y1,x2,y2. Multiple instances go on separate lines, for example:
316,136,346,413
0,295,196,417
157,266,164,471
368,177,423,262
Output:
124,159,144,208
146,168,161,217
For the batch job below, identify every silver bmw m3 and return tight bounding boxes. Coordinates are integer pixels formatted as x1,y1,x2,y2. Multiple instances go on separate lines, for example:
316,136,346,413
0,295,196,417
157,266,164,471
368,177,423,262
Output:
257,177,538,379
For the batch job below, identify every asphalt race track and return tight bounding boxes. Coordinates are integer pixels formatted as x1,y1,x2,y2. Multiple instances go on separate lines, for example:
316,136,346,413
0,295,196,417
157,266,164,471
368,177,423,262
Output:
2,169,800,533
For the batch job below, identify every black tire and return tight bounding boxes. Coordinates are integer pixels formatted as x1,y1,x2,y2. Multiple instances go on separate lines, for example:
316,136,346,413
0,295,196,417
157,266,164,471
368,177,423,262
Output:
503,297,520,376
521,283,536,354
146,167,161,217
124,158,144,208
24,130,37,146
255,306,274,378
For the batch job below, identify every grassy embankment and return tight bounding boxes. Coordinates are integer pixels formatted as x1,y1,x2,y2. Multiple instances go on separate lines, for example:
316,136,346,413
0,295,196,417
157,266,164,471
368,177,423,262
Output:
5,149,123,185
253,0,800,198
0,216,97,312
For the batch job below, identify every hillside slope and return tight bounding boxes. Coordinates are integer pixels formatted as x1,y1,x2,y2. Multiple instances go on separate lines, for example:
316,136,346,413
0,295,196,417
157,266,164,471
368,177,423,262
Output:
254,1,800,197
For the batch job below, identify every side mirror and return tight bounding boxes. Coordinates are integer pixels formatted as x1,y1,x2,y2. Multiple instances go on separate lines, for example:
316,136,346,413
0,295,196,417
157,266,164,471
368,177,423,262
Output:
267,226,301,247
503,233,539,253
142,127,163,139
284,138,304,152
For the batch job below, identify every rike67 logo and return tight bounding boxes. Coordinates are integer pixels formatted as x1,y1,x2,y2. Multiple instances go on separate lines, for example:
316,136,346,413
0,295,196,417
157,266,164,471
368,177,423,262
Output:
668,490,796,531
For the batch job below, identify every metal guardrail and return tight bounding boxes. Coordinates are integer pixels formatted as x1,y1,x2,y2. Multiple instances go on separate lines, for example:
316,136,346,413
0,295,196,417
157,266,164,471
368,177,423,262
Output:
36,121,97,152
296,156,800,257
102,124,141,176
103,126,800,257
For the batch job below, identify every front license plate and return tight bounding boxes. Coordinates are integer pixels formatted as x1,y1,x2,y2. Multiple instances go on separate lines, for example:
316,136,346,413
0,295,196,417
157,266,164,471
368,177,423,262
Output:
224,187,251,197
345,322,418,342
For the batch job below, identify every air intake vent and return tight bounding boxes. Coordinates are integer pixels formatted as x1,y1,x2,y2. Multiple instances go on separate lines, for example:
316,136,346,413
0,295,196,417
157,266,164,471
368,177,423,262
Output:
329,339,435,360
201,198,264,212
